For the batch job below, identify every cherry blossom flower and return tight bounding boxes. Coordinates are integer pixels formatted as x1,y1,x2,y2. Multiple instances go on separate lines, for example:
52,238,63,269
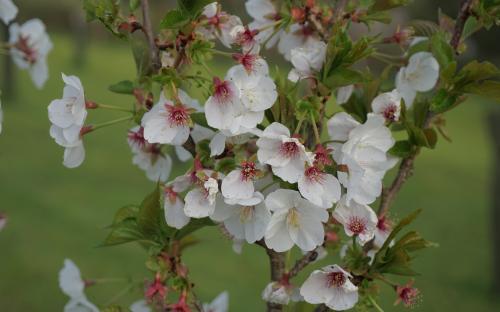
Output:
298,165,341,209
300,265,359,311
9,19,53,89
262,281,301,305
50,125,85,169
203,291,229,312
328,113,397,205
164,184,190,229
374,215,392,249
58,259,99,312
396,51,439,107
184,172,222,218
371,89,402,122
141,90,193,145
200,3,242,48
395,280,421,308
336,85,354,105
221,161,259,200
205,77,243,133
257,122,312,183
278,24,318,60
230,25,260,53
48,74,87,145
212,192,271,243
332,196,378,245
232,52,269,76
246,0,282,49
130,300,151,312
132,146,172,182
201,2,218,18
264,189,328,252
0,0,17,25
145,273,167,302
288,40,327,82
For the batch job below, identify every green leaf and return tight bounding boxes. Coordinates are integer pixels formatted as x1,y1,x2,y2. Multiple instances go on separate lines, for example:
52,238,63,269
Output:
110,205,139,226
324,68,367,89
101,219,144,247
431,32,454,70
379,209,422,253
129,0,140,11
160,9,190,29
464,80,500,102
177,0,212,16
191,112,210,128
109,80,135,94
389,140,413,158
137,184,173,241
174,218,216,240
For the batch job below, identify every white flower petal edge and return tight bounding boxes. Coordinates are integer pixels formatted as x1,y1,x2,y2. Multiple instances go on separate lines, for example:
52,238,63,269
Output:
59,259,99,312
130,300,151,312
203,291,229,312
332,196,378,245
0,0,18,25
300,264,358,311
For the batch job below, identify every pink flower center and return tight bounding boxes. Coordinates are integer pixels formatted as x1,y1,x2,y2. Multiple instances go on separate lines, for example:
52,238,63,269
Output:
347,216,366,235
326,272,346,288
128,127,147,148
213,77,233,104
233,52,258,73
15,35,37,64
164,187,178,204
305,166,324,183
313,145,332,166
166,104,190,126
397,285,421,307
279,141,300,159
240,161,257,181
383,104,398,121
234,27,258,47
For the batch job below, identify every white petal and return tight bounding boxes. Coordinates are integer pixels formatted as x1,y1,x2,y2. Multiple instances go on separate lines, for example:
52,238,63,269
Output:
164,196,190,229
221,169,254,200
184,188,216,218
63,142,85,168
327,112,360,142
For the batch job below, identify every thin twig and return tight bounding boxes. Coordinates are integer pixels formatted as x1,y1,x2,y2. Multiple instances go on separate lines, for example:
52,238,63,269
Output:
287,250,318,278
140,0,161,71
450,0,475,52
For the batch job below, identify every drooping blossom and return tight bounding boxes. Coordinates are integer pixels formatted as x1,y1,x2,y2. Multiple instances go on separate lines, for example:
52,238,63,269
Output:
58,259,99,312
300,265,359,311
209,126,262,157
48,74,87,145
212,192,271,243
221,161,260,200
199,3,242,48
0,0,17,25
141,90,194,145
50,124,85,169
129,133,172,182
257,122,312,183
288,40,327,82
230,25,260,53
202,291,229,312
205,77,243,133
374,215,392,249
9,19,53,88
332,196,378,245
298,165,341,209
264,189,328,252
164,180,190,229
371,89,402,122
262,280,301,305
184,171,223,219
396,51,439,107
246,0,282,49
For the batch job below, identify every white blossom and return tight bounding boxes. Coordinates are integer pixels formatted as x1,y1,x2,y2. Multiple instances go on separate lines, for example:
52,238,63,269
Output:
298,166,341,209
396,51,439,107
201,2,218,18
221,161,259,200
257,122,312,183
278,24,319,61
48,73,87,144
205,77,244,133
336,85,354,105
333,196,378,245
262,281,301,305
246,0,281,49
184,173,222,219
59,259,99,312
264,189,328,252
203,291,229,312
288,40,327,82
9,19,52,89
141,91,192,145
371,89,402,122
130,300,151,312
164,184,190,229
301,265,358,311
50,125,85,169
212,192,271,244
0,0,17,25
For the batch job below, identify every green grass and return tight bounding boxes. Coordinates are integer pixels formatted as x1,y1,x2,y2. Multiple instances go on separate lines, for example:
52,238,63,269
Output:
1,33,499,312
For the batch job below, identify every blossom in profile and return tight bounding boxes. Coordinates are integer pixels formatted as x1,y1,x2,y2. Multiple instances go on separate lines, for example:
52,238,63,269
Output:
50,125,85,169
394,280,421,308
300,264,359,311
332,197,378,245
371,89,402,122
9,19,53,88
58,259,99,312
257,122,312,183
396,51,439,107
203,291,229,312
288,40,327,82
246,0,282,49
0,0,18,25
264,189,328,252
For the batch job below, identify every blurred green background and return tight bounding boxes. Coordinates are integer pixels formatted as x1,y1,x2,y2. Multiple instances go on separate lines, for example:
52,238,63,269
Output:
1,0,500,311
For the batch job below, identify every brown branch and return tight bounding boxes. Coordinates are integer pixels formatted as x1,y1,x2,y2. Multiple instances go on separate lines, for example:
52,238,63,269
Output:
450,0,475,52
256,240,286,312
140,0,161,71
378,0,474,217
287,250,318,279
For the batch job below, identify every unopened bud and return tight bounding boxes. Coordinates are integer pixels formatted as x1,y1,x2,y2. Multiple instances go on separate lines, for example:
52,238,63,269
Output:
291,7,306,22
85,100,98,109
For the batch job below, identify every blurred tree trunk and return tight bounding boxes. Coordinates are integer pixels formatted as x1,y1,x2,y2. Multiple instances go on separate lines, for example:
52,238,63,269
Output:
490,111,500,294
1,24,15,101
71,10,88,68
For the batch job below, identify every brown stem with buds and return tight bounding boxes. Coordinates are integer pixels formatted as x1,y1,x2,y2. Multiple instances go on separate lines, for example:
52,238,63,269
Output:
140,0,161,71
256,240,286,311
378,0,473,217
288,250,318,279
